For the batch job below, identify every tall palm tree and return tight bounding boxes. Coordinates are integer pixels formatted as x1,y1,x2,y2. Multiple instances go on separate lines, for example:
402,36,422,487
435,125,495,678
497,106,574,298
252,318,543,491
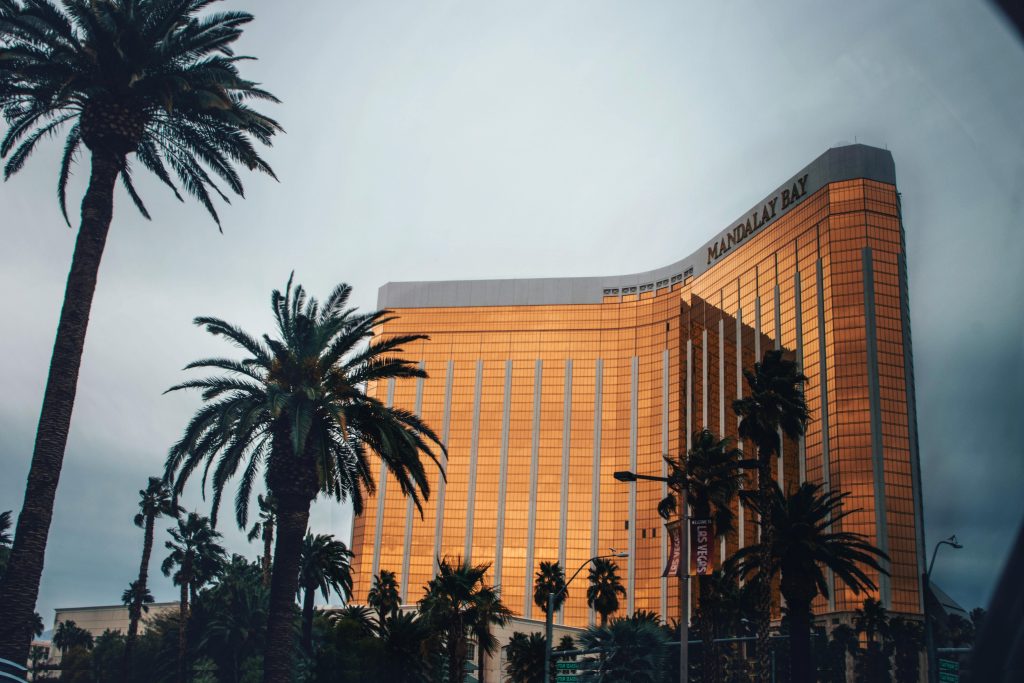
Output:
729,482,888,683
469,585,512,683
368,569,401,624
586,558,626,626
0,1,279,659
161,512,226,683
418,557,494,683
533,561,567,617
164,276,445,683
658,429,742,683
732,349,808,682
121,580,154,616
247,494,277,588
297,532,353,654
124,477,181,680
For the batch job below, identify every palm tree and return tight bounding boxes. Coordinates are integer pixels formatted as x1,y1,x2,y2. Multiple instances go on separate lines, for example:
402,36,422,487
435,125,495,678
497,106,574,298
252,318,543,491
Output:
824,624,858,683
124,477,181,680
533,561,567,617
730,483,888,683
0,1,280,659
377,610,433,683
658,429,743,683
161,512,226,683
854,597,889,646
586,558,626,626
732,349,808,682
504,632,547,683
0,510,10,577
578,619,668,683
888,616,923,683
297,532,353,654
418,557,495,683
163,276,445,683
368,569,401,624
52,620,92,654
469,585,512,683
121,580,154,616
247,494,277,588
331,605,376,636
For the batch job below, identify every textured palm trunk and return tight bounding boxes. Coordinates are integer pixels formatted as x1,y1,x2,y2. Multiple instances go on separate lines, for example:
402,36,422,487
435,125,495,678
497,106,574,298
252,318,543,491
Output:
477,635,486,683
782,588,813,683
178,575,189,683
262,521,274,588
300,584,315,654
755,453,774,683
0,150,123,664
699,575,720,683
263,493,311,683
123,513,155,682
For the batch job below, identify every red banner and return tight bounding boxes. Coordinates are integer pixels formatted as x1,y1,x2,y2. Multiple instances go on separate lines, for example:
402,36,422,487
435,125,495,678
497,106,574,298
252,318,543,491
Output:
661,520,681,577
690,518,712,576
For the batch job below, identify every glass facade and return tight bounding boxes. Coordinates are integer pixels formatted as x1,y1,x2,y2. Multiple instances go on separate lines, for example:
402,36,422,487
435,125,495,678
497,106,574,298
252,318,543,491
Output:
350,145,924,626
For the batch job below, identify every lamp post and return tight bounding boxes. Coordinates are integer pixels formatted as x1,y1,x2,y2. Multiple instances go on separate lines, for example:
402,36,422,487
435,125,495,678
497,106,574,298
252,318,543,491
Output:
923,534,962,683
614,469,688,683
544,550,628,683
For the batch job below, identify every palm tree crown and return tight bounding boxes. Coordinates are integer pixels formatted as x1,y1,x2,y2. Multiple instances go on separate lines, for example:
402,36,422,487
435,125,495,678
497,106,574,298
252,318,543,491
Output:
0,0,281,224
161,512,226,600
297,532,352,653
135,477,181,529
533,561,567,615
247,493,277,587
586,558,626,626
733,350,809,462
164,275,444,527
368,569,401,623
658,429,743,536
0,510,11,546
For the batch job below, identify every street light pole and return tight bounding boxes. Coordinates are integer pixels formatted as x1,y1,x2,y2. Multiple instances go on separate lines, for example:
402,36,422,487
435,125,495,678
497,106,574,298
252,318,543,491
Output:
923,535,962,683
614,469,688,682
544,550,628,683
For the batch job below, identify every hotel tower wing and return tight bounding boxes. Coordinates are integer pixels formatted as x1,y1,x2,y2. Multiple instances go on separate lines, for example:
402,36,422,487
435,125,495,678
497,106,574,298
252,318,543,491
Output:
351,144,925,627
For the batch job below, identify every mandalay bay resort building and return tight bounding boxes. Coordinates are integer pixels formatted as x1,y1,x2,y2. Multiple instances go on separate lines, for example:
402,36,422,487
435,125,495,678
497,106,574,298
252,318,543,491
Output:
350,144,926,641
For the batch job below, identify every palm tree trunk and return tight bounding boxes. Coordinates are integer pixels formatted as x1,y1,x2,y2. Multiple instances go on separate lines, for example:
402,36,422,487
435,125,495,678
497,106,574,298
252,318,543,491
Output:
263,493,311,683
755,452,774,683
0,149,123,664
123,513,155,682
478,636,486,683
785,595,813,683
178,579,189,683
300,585,315,654
262,521,274,588
699,576,719,683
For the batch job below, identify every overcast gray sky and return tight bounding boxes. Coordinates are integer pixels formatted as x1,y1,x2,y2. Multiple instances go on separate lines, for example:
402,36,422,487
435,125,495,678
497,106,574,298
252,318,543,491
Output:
2,0,1022,627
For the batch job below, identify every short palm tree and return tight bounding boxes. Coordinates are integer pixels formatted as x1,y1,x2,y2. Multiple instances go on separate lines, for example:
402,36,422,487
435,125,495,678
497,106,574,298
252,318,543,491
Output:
586,558,626,626
854,598,891,683
377,610,433,683
533,561,567,617
888,616,923,683
368,569,401,624
0,1,279,659
164,276,444,683
658,429,743,683
469,585,512,683
732,349,808,682
578,619,668,683
504,632,547,683
825,623,858,683
161,512,226,683
729,482,888,683
124,477,181,680
247,494,277,588
418,557,494,683
297,532,353,654
52,620,92,654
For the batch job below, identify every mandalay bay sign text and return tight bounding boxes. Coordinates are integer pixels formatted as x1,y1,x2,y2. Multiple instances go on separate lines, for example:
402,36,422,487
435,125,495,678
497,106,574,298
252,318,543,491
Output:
706,173,810,265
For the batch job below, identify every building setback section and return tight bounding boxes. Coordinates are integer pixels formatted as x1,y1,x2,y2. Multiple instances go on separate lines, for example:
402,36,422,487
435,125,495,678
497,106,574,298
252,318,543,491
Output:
350,144,923,628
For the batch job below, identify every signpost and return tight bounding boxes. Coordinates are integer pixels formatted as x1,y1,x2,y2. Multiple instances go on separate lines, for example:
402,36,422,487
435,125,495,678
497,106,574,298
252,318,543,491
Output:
938,658,959,683
555,660,578,682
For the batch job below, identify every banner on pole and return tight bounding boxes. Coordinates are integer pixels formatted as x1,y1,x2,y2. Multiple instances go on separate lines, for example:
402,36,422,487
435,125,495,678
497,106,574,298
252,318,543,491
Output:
689,518,713,576
661,520,681,577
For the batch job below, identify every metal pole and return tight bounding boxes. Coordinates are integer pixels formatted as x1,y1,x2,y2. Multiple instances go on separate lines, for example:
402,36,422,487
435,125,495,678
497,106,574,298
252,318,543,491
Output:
679,486,688,683
924,569,936,683
544,591,554,683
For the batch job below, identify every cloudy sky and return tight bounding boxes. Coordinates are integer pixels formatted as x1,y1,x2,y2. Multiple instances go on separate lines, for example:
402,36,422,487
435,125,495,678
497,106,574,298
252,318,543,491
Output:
2,0,1022,627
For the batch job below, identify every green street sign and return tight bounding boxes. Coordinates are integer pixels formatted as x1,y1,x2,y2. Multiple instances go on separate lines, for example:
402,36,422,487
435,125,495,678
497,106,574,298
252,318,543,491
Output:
555,661,578,670
556,676,578,683
939,659,960,673
938,673,958,683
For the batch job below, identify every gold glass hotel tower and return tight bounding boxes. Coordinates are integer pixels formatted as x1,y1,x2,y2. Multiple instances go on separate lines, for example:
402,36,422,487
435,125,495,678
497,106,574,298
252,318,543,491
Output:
350,144,925,626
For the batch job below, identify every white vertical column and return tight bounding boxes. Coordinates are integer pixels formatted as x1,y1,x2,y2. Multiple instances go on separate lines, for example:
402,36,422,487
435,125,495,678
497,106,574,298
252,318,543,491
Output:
399,365,425,603
494,361,513,590
371,378,397,579
431,361,454,575
589,359,604,626
523,359,543,618
557,360,573,624
463,360,484,562
627,356,638,616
